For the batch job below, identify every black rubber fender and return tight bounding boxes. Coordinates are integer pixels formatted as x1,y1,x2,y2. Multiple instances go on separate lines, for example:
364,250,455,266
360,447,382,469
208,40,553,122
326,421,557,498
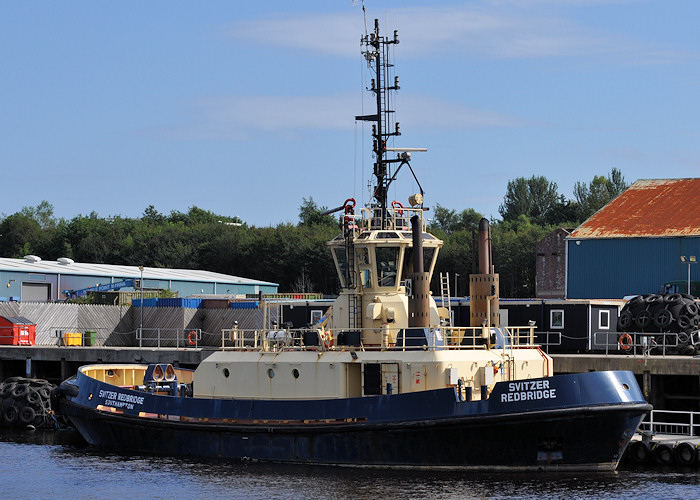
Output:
27,379,49,388
49,386,61,410
635,310,652,329
26,388,41,405
653,309,673,329
38,386,52,400
674,442,697,466
3,377,28,384
626,295,646,314
11,384,29,399
664,293,683,305
677,315,692,330
0,383,15,398
59,380,79,398
652,443,674,464
645,294,664,305
3,405,19,425
683,302,699,316
19,406,36,425
618,310,633,330
627,441,650,464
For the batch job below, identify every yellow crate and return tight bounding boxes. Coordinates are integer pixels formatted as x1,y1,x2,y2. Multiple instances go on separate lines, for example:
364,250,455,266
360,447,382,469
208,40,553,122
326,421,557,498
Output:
63,332,83,346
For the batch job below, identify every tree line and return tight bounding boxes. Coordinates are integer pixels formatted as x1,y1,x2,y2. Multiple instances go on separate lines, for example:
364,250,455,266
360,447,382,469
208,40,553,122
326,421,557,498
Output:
0,169,627,298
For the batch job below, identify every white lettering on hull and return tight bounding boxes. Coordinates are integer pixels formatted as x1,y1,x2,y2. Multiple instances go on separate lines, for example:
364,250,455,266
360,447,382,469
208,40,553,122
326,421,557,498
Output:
501,380,557,403
98,388,144,410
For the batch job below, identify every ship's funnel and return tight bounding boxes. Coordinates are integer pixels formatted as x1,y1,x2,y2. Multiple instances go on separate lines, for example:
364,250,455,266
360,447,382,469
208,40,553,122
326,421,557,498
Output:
470,218,499,328
408,215,429,328
478,218,492,274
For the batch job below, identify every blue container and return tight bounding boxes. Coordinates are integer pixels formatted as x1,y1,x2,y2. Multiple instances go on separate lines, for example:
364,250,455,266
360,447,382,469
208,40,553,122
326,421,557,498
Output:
230,301,258,310
133,298,158,307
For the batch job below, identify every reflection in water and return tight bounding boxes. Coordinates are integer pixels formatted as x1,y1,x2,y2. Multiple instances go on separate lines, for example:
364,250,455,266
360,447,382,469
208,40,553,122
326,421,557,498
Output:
1,429,699,499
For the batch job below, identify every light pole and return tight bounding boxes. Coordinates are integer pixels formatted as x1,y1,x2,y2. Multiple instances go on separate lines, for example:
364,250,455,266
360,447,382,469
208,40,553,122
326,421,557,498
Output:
680,256,696,295
454,273,460,298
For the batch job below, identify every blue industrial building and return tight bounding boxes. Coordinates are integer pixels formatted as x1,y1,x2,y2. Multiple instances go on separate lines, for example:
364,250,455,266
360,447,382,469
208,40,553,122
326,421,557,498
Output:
0,255,278,302
566,178,700,299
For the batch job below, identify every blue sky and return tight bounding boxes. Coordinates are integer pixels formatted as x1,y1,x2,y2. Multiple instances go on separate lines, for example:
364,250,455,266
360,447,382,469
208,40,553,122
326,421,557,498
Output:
2,1,699,226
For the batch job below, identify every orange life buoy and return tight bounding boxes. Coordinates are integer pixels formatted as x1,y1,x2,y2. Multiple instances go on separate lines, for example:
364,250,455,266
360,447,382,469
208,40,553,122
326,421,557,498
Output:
322,331,334,349
618,333,633,350
187,330,198,346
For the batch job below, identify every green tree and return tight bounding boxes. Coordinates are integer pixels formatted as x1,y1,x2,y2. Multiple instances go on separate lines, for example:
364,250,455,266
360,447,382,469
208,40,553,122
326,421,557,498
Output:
499,176,560,224
491,216,552,297
20,200,57,230
430,204,483,234
298,197,337,227
542,196,581,226
573,168,628,221
0,213,44,257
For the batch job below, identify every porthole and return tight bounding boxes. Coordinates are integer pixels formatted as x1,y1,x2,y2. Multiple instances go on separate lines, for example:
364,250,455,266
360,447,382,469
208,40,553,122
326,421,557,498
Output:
622,383,630,391
223,368,230,378
292,368,300,379
267,368,275,379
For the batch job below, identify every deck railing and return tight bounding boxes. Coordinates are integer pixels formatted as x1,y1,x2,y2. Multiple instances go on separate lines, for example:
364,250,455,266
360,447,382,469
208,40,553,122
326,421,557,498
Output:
216,325,541,352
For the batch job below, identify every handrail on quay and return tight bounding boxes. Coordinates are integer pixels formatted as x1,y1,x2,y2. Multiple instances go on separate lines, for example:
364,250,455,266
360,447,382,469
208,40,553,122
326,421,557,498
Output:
593,331,680,356
639,409,700,437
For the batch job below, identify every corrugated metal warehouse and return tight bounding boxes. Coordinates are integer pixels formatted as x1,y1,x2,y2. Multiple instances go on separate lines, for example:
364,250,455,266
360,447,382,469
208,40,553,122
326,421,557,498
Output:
0,256,278,302
567,178,700,299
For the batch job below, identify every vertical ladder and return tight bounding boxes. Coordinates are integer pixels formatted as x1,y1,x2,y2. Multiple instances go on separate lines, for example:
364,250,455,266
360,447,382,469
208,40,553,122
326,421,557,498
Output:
345,230,361,331
440,272,451,326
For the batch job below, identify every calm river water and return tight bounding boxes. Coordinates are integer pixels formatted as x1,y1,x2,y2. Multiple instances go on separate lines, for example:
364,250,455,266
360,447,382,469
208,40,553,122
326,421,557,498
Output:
2,429,699,499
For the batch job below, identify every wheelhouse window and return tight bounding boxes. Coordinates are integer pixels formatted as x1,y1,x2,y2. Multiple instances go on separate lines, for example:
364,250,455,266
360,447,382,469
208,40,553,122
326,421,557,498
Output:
361,269,372,288
375,247,399,287
331,247,348,287
550,310,564,329
599,310,610,330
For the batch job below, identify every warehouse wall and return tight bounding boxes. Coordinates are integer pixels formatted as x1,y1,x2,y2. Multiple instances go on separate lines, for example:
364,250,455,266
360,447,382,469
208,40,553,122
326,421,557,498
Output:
566,236,700,299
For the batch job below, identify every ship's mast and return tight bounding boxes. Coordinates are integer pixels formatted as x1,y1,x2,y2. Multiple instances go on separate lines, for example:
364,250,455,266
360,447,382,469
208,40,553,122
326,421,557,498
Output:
357,19,422,229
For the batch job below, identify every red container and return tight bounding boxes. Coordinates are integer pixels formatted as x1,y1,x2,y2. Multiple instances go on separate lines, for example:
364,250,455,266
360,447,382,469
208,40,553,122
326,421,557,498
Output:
0,316,36,346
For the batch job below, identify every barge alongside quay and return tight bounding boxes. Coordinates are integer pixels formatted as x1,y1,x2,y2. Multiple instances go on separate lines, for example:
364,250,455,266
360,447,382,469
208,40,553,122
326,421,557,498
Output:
55,19,651,470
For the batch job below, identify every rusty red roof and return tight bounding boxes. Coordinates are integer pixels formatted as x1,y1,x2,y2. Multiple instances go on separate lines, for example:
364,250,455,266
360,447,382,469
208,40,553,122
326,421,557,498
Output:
569,178,700,239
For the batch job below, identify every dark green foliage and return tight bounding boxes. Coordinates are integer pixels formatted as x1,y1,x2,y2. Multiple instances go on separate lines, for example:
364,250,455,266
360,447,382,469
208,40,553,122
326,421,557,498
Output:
0,167,627,298
498,176,560,225
298,197,337,227
573,168,629,221
0,201,341,294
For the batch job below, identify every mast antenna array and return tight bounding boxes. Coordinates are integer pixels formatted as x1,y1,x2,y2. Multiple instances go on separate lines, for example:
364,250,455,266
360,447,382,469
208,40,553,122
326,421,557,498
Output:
356,19,425,229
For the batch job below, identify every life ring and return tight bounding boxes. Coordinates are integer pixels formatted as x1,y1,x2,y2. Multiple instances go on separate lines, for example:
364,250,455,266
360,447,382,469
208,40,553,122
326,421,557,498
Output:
343,198,357,229
618,333,633,350
187,331,198,346
322,331,334,349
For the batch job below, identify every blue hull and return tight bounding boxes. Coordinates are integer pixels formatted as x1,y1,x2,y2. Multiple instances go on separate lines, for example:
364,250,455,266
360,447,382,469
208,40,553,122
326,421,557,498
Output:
57,370,650,470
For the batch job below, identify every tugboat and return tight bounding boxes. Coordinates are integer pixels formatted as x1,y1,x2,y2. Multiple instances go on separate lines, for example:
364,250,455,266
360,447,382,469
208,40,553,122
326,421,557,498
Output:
55,19,651,470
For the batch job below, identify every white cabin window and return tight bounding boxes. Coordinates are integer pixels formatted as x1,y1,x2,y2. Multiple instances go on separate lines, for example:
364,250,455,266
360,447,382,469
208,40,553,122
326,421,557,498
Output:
550,310,564,329
310,310,323,326
375,247,399,287
599,310,610,330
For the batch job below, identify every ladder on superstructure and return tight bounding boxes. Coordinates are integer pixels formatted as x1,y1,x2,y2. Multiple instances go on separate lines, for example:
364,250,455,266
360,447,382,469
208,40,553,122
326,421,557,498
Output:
345,230,361,331
440,272,451,326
